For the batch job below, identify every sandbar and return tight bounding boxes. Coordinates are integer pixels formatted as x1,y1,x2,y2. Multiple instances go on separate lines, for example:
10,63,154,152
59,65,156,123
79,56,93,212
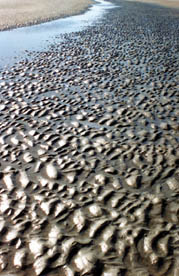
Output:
0,0,94,30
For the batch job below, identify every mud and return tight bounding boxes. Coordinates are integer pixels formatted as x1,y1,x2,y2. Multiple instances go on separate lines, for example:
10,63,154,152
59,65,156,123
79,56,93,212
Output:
0,1,178,275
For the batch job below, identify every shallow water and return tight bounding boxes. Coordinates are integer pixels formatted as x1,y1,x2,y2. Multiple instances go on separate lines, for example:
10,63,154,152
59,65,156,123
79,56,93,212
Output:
0,0,116,69
0,1,178,275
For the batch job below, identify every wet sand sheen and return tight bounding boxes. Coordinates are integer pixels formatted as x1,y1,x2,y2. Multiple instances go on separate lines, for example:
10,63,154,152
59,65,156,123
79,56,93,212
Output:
0,1,115,69
0,0,179,275
0,0,94,30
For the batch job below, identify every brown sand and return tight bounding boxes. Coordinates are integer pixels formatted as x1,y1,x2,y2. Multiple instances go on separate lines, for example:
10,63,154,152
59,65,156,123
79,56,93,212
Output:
0,0,94,30
127,0,179,8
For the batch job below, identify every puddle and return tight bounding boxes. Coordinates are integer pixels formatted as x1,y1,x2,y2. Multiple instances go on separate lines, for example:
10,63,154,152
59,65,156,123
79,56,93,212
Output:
0,0,116,69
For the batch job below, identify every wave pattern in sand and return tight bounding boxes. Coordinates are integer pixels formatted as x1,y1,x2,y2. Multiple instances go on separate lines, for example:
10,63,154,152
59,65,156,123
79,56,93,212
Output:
0,1,179,275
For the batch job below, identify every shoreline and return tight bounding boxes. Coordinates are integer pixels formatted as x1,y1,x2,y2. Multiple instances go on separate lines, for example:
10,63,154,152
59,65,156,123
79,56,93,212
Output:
0,0,178,32
0,0,178,275
0,0,114,70
0,0,94,31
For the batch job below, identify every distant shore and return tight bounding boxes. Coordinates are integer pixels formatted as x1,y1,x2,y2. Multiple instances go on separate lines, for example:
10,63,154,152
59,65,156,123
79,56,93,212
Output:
0,0,178,32
0,0,94,31
126,0,179,9
0,0,179,274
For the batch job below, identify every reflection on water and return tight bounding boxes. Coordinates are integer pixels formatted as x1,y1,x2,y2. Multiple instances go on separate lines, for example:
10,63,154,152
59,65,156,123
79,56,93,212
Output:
0,0,116,69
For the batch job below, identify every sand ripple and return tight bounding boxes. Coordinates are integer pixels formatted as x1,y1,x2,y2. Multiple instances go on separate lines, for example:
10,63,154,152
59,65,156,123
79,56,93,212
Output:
0,1,179,275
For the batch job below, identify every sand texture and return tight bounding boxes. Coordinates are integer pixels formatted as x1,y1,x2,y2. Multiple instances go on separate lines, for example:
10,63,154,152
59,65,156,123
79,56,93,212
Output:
0,0,179,275
127,0,179,8
0,0,93,30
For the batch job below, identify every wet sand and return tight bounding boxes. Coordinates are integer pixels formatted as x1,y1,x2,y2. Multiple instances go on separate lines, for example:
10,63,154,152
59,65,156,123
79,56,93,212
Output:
127,0,179,8
0,0,179,275
0,0,93,30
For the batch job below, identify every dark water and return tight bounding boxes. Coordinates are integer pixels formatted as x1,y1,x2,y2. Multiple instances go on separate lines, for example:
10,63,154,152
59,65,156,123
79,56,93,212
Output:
0,0,116,69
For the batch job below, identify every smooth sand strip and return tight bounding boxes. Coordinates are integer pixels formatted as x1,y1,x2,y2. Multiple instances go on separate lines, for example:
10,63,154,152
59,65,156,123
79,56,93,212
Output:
0,0,94,30
127,0,179,8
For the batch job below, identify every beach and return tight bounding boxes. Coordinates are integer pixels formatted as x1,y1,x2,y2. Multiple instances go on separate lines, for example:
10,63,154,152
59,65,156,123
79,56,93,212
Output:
127,0,179,8
0,0,93,30
0,0,179,275
0,0,178,32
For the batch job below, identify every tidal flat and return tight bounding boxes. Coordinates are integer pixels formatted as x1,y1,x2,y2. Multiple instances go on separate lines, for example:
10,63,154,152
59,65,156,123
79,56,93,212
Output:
0,1,179,275
0,0,93,31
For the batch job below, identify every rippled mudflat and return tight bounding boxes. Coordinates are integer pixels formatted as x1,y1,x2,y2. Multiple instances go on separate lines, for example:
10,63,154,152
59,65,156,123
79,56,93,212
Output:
0,1,178,275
